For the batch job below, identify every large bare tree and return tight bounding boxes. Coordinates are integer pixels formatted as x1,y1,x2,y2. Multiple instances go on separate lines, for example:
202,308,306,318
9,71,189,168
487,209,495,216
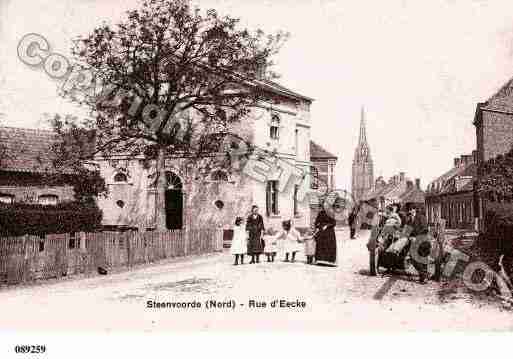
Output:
52,0,287,230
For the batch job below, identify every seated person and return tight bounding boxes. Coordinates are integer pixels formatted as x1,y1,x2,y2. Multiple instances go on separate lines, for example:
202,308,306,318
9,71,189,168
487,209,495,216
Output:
380,205,402,249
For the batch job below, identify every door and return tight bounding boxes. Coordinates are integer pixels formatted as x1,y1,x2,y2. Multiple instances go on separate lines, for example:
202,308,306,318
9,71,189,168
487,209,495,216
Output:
165,189,183,230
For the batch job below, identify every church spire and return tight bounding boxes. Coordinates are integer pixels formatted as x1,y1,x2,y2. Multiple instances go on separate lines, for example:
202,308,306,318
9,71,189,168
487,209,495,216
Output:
352,105,374,202
358,106,367,145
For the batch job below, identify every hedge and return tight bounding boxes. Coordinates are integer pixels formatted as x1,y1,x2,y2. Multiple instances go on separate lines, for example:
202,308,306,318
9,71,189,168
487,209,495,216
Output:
483,207,513,256
0,202,103,236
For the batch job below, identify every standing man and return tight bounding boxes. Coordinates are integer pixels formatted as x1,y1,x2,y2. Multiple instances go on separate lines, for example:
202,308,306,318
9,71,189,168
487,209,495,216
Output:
348,205,359,239
407,206,430,284
246,205,265,264
364,199,381,276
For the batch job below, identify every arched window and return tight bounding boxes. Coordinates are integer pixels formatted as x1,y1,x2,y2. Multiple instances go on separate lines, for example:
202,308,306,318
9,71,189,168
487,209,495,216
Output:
210,170,229,182
113,172,128,183
149,171,182,189
270,114,280,140
38,194,58,206
0,193,14,204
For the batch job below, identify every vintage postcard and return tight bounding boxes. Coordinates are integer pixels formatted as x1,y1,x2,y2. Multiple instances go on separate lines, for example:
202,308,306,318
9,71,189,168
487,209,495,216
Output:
2,0,513,353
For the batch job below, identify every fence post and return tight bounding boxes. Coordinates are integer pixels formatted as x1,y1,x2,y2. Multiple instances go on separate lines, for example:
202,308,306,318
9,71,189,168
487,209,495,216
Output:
22,235,29,282
184,227,189,256
433,218,446,282
127,232,131,269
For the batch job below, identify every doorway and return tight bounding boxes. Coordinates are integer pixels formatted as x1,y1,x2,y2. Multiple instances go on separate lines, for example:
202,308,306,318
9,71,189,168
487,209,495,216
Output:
165,189,183,230
164,172,183,230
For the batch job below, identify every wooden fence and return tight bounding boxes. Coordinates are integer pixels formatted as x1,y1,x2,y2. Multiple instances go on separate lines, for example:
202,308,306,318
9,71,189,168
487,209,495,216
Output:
0,228,223,285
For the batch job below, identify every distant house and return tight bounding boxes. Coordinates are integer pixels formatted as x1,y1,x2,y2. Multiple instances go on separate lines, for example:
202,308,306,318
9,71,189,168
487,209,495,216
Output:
0,126,75,205
364,172,424,212
309,140,338,224
399,179,425,212
425,152,477,230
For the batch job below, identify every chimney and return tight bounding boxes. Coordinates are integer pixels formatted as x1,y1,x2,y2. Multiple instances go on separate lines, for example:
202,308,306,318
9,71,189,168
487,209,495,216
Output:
472,150,477,164
399,172,405,182
255,59,267,79
454,158,460,168
461,155,472,167
407,180,413,189
415,178,421,190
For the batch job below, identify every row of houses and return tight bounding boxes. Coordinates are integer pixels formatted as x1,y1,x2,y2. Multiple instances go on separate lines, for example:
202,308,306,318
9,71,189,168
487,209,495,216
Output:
0,79,338,233
363,172,425,212
426,76,513,231
425,152,477,229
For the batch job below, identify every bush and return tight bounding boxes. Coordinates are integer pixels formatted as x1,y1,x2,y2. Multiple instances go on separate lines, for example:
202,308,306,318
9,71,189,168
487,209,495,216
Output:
0,202,103,236
483,208,513,256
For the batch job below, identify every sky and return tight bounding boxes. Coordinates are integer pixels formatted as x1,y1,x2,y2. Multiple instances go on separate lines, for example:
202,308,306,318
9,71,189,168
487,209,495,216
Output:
2,0,513,191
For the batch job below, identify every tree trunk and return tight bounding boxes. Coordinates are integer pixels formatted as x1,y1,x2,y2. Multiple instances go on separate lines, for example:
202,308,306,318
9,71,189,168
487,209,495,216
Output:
155,146,167,231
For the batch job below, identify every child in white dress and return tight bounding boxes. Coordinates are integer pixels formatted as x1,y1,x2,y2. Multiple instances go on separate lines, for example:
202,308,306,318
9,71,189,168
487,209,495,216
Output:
230,217,247,265
263,228,278,262
276,220,301,262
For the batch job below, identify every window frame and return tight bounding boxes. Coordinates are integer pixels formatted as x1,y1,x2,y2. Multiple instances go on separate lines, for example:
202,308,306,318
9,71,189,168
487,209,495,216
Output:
113,172,129,183
310,166,319,189
266,180,279,216
210,169,229,182
38,194,59,206
0,193,15,204
269,114,280,140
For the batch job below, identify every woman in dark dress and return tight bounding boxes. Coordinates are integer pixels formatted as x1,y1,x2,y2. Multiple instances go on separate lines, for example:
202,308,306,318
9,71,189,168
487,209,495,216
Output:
314,208,337,266
246,205,265,264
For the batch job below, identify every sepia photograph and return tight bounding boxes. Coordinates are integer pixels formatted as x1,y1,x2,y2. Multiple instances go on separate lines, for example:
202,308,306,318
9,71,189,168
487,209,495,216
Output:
1,0,513,356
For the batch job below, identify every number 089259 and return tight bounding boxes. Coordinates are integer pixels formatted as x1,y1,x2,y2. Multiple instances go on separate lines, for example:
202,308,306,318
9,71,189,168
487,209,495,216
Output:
14,345,46,354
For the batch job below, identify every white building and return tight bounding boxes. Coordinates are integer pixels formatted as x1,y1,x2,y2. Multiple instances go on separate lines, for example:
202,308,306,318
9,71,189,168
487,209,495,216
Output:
96,80,314,232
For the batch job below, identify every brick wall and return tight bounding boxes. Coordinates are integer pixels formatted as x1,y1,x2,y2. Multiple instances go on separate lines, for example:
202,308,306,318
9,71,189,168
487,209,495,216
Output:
481,110,513,162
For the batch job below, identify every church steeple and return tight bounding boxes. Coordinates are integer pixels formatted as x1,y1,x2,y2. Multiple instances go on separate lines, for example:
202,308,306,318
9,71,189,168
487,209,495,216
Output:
358,106,367,146
352,105,374,202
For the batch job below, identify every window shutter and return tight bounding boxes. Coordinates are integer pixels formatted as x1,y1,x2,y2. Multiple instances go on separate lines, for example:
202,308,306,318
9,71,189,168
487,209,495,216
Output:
266,181,271,216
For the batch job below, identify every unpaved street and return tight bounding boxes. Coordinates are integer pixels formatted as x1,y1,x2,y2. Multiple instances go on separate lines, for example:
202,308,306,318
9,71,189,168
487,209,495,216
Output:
1,229,512,331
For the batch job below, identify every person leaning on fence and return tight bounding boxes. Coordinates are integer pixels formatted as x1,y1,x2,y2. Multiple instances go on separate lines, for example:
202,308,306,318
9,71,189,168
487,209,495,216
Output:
230,217,247,265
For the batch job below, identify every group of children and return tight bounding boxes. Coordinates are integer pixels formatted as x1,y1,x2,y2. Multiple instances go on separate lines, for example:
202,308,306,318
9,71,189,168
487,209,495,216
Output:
230,217,317,266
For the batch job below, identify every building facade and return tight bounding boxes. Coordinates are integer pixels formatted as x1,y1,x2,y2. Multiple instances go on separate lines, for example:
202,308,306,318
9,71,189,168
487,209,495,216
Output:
95,80,315,232
425,152,477,229
474,78,513,228
309,140,338,225
352,107,374,202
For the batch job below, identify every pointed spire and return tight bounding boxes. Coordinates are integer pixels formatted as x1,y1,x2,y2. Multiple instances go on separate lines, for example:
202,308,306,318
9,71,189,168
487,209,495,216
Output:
358,106,367,145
